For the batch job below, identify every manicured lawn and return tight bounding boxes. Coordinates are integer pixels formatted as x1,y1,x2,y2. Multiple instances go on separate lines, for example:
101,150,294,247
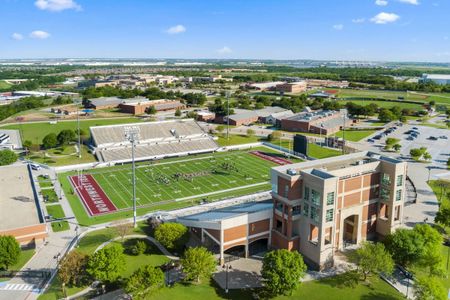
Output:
2,117,142,144
61,148,281,226
216,134,262,146
46,204,69,232
338,99,425,110
335,130,376,142
0,80,12,90
149,273,402,300
307,143,342,159
29,144,97,166
41,189,59,203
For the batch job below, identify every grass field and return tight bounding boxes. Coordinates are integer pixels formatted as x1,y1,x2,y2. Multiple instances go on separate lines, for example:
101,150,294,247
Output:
0,248,35,281
1,117,142,144
46,204,69,232
0,80,12,90
61,147,290,225
334,130,376,142
41,189,59,203
338,99,425,110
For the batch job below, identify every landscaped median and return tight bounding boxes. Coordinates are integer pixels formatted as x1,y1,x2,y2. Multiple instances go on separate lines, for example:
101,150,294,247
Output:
45,204,69,232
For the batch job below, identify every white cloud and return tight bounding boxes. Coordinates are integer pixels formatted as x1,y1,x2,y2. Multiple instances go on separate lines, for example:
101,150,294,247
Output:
370,12,400,24
35,0,81,11
375,0,389,6
398,0,419,4
166,25,186,35
11,33,24,40
30,30,50,39
217,46,232,54
333,24,344,30
352,18,365,23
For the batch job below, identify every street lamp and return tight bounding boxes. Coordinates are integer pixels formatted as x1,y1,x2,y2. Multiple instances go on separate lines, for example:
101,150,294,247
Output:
222,264,232,293
226,91,230,144
125,126,140,228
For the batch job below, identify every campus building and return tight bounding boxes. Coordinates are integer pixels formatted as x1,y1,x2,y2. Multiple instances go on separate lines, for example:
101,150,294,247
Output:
420,74,450,85
0,165,48,246
177,201,273,264
118,99,185,115
270,151,407,269
276,81,307,94
280,109,352,135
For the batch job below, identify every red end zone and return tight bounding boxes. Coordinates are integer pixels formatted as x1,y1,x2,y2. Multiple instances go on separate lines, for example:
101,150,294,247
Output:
69,174,117,216
250,151,292,165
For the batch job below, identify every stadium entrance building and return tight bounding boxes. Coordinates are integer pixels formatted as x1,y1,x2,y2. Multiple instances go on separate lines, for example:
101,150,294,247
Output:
177,201,273,264
0,165,48,246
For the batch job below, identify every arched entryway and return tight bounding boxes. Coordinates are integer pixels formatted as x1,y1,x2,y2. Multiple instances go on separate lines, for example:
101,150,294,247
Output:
224,244,246,258
248,238,268,256
343,215,359,246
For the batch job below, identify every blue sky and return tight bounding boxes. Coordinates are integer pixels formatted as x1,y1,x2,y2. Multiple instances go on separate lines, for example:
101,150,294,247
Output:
0,0,449,62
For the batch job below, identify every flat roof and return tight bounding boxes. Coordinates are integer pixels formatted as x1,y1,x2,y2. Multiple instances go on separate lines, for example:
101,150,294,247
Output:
0,165,42,231
178,201,273,223
0,129,22,149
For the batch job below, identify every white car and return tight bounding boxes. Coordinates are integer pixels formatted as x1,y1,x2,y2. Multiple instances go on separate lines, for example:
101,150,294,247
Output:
30,163,41,171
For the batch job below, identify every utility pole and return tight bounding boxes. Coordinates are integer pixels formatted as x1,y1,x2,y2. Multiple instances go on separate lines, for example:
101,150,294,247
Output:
226,91,230,144
77,104,81,159
342,110,346,155
125,126,140,228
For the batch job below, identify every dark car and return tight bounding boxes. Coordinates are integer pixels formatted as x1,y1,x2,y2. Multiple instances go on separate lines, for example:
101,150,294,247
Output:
428,136,438,141
373,135,382,140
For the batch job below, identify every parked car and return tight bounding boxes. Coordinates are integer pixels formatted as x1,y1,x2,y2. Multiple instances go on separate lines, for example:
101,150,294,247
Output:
439,135,448,139
30,163,41,171
368,138,375,143
406,136,414,141
428,136,438,141
373,135,382,140
412,127,419,130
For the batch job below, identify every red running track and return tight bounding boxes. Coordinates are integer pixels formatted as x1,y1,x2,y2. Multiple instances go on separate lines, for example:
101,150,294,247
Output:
250,151,292,165
69,174,117,216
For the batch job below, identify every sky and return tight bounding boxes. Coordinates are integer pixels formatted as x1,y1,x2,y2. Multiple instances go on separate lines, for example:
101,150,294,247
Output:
0,0,449,62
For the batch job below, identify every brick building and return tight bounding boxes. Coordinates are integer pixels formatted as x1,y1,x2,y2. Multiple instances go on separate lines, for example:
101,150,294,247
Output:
270,151,407,269
119,99,185,115
276,81,307,94
281,109,352,135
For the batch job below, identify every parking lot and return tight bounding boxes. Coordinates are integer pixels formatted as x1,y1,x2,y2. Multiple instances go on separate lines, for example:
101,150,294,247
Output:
363,124,450,169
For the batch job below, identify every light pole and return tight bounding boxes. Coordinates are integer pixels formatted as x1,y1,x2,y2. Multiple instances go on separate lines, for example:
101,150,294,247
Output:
222,264,232,293
125,126,140,228
77,104,81,159
226,91,230,144
342,110,346,154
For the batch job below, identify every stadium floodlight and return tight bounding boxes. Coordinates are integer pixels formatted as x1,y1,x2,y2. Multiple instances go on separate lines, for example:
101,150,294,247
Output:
125,126,140,228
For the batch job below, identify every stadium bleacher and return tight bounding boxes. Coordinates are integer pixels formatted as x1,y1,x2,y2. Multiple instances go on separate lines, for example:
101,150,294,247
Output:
90,119,219,163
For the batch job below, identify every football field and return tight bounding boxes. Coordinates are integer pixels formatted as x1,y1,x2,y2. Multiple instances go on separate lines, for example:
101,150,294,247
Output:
62,147,297,223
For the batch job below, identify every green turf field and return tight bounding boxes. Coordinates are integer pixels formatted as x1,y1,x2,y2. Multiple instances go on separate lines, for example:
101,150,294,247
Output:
61,147,292,225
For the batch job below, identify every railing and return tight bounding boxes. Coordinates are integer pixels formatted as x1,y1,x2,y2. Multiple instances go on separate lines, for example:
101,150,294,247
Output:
0,270,51,279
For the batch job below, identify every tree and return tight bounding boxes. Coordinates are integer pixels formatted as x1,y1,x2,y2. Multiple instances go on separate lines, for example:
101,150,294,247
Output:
0,149,18,166
125,265,164,299
58,250,89,287
154,223,188,250
261,249,307,296
42,133,58,149
268,131,282,142
423,152,432,161
414,277,447,300
0,236,20,270
247,128,255,137
378,108,396,122
87,244,126,283
175,108,182,117
414,224,444,276
384,228,425,266
392,143,402,152
215,125,225,135
353,242,394,281
447,157,450,168
113,220,133,240
180,247,216,283
146,106,157,115
23,140,32,150
385,138,400,151
57,129,76,146
435,207,450,228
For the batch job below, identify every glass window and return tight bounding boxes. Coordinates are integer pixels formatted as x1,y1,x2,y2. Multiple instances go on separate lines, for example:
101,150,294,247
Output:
293,205,301,215
326,209,334,222
326,192,335,206
304,187,310,201
310,206,319,222
396,189,402,201
303,203,309,217
284,185,289,198
396,175,403,187
311,189,321,206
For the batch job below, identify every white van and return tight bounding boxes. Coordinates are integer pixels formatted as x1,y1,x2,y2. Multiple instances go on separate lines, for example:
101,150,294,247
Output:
30,163,41,171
